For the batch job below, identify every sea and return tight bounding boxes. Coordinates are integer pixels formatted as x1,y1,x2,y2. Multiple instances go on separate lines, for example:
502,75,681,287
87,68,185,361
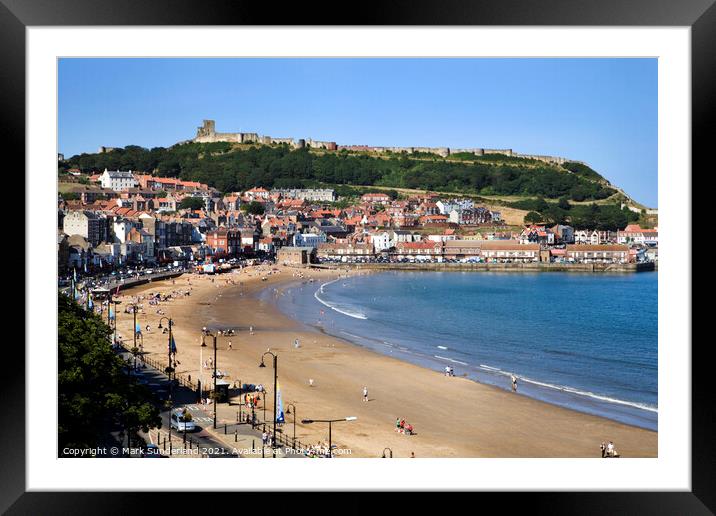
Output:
266,271,658,431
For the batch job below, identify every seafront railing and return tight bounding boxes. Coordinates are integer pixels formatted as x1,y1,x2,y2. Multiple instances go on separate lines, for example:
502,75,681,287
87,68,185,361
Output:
118,342,317,455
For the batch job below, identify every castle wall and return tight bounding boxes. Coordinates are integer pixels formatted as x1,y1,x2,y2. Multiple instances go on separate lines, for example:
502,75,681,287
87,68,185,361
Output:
190,120,574,168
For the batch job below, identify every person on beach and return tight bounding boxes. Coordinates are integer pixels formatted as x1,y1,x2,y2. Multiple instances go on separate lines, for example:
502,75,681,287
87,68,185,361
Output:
600,442,606,458
511,374,518,392
228,341,232,351
396,418,401,431
363,386,368,402
607,441,618,457
309,378,314,387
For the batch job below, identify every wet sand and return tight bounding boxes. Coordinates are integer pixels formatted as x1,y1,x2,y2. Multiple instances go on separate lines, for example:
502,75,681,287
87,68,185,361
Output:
113,264,657,458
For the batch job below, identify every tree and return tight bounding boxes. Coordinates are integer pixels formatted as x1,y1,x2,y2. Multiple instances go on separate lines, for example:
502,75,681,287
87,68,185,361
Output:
179,197,205,211
58,293,161,453
524,211,543,224
66,142,617,201
241,201,265,216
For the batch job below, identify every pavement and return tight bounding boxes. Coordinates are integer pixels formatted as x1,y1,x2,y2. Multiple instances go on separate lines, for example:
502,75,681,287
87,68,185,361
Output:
117,347,300,458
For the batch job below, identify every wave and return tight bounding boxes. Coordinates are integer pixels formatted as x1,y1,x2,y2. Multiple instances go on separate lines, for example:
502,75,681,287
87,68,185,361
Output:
434,355,469,366
478,364,657,413
314,281,368,320
437,345,448,350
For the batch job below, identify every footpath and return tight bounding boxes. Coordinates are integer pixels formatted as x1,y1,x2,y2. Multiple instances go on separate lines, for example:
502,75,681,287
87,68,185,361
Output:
119,346,301,458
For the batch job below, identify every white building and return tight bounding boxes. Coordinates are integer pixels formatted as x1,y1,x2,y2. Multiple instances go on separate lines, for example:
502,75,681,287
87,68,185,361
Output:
99,169,138,191
293,232,327,248
370,231,393,252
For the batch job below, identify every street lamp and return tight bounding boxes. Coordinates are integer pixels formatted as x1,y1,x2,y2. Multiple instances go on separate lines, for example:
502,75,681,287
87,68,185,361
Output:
259,351,278,458
286,403,297,449
201,328,218,429
132,303,138,351
300,417,357,458
158,317,174,382
199,332,207,404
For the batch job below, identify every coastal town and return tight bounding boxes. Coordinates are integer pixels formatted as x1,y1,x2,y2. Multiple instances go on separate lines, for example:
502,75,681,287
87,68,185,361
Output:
57,166,659,459
49,56,663,487
58,168,658,277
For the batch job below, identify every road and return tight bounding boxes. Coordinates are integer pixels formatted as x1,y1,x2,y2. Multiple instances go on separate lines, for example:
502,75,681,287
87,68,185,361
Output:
118,349,240,458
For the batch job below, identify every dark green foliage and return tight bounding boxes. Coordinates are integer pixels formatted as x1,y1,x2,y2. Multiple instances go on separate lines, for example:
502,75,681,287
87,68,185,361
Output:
509,199,639,231
524,211,544,224
241,201,265,215
561,161,603,181
67,143,615,202
179,197,205,211
58,293,161,453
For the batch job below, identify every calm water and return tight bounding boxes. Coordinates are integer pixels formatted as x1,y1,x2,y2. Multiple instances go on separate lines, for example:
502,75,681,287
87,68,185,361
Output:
269,271,658,430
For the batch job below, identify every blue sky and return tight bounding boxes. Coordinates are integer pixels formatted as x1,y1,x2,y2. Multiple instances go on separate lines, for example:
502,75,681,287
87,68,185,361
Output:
59,58,657,207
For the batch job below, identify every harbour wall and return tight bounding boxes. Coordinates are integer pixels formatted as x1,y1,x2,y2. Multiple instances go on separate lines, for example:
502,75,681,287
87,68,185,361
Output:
344,262,656,273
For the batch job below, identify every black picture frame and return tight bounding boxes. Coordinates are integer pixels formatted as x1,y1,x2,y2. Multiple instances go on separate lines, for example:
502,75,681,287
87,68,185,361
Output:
4,0,710,512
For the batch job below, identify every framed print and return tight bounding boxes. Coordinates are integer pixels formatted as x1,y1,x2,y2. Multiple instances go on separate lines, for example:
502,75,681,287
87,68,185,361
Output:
5,0,712,512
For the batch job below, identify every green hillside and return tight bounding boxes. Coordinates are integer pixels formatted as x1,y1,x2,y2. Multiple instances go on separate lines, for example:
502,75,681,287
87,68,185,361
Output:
61,142,617,202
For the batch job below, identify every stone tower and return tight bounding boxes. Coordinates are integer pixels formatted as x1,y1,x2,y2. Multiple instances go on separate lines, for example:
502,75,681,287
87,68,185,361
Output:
197,120,216,138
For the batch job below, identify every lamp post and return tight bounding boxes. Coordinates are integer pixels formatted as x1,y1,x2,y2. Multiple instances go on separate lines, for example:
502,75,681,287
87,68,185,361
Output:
199,335,206,404
201,327,218,429
300,417,357,458
259,351,278,458
158,317,174,382
132,304,138,351
286,403,297,449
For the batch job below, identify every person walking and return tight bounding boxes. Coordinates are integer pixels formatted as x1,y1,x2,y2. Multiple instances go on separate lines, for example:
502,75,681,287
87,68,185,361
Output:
600,442,606,458
363,386,369,402
511,374,518,392
228,340,232,351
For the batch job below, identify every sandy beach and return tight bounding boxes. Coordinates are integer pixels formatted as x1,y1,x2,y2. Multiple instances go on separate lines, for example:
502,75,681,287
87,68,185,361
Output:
112,265,657,458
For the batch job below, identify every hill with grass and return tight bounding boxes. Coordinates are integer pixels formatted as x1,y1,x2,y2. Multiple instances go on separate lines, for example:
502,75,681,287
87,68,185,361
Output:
61,142,622,203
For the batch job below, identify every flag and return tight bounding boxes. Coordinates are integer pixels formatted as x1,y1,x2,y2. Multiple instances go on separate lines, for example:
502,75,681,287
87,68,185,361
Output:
276,381,285,424
88,296,93,310
73,268,77,282
115,285,121,296
109,307,115,320
135,323,142,335
84,261,88,273
169,335,177,354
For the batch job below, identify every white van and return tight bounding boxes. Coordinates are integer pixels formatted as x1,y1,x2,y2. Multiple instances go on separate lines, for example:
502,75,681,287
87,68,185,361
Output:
170,409,196,432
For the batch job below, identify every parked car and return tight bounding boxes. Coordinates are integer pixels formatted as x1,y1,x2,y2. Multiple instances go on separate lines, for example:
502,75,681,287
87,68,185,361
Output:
170,409,196,432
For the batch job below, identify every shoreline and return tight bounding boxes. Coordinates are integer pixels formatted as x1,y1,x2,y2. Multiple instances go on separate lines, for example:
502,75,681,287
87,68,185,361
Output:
115,265,657,458
270,272,657,431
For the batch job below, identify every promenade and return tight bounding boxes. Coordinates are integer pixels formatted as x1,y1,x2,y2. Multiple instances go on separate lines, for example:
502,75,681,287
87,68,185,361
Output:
109,264,657,458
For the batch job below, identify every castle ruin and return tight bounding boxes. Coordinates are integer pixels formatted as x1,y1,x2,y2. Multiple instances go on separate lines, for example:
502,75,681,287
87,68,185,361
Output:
189,119,570,165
